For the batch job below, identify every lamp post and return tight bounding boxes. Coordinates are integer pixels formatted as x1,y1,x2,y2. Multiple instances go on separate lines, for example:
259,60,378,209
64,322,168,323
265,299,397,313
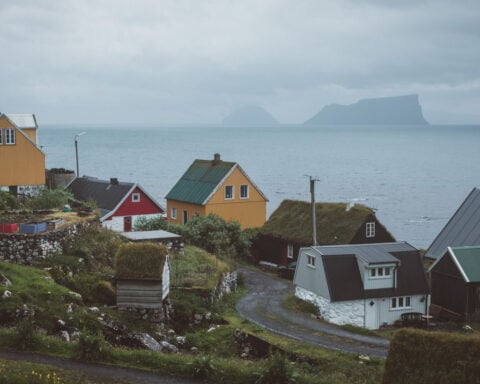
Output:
75,132,87,177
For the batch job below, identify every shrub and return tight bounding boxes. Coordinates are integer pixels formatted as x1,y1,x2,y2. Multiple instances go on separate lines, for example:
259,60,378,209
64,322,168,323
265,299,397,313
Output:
94,280,116,306
77,331,111,361
257,351,298,384
115,242,167,280
26,188,73,210
0,190,19,210
13,320,38,350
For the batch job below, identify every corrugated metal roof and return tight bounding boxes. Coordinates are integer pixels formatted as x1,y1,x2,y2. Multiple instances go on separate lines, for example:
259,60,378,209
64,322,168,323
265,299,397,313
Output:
425,188,480,259
450,246,480,282
165,158,236,205
5,114,37,128
314,242,414,264
121,230,181,241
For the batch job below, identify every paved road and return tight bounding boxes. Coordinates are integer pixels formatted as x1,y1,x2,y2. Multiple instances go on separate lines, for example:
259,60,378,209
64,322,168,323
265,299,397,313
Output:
0,350,209,384
236,267,390,359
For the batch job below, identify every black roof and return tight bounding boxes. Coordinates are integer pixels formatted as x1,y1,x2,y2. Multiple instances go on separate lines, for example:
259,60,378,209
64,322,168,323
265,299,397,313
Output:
67,176,135,217
322,249,429,302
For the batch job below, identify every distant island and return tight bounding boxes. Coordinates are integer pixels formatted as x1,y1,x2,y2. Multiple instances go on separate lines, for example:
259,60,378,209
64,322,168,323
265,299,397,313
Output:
304,94,429,125
222,105,278,126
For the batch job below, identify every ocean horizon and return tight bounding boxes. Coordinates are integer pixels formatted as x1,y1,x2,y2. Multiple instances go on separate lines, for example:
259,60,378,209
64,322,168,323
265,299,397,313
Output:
40,124,480,250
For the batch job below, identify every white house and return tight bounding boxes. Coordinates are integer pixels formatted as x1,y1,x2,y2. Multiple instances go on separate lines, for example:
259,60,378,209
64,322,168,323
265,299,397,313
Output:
293,242,430,329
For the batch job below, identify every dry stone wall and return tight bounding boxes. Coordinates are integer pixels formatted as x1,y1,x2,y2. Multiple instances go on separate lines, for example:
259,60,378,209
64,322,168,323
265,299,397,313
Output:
0,220,97,264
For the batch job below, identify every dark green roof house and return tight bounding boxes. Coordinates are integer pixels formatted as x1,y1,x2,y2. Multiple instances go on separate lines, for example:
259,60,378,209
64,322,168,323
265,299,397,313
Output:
428,245,480,320
165,154,268,229
252,199,396,267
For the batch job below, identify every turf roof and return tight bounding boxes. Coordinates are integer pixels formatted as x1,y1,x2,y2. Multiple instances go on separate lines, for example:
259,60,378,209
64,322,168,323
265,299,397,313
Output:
260,199,375,244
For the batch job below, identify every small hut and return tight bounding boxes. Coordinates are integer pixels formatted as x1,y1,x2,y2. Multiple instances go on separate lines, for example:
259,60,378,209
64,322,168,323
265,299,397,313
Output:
115,243,168,315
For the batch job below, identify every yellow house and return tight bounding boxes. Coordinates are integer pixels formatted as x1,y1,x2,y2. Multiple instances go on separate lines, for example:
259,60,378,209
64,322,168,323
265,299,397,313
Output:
165,153,268,229
0,113,45,188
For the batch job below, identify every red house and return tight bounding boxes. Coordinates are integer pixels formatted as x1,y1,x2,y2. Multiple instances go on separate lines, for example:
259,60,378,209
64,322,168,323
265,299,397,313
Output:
67,176,164,232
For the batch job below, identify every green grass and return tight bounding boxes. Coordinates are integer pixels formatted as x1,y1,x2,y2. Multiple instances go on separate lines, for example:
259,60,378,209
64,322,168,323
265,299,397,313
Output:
282,294,319,316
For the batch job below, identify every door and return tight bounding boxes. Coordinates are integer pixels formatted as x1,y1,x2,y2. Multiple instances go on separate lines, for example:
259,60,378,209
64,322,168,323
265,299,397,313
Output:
124,216,132,232
365,299,380,329
183,210,188,224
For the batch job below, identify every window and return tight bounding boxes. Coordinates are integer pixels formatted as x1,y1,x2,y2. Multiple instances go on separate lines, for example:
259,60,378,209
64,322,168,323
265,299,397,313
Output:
240,184,249,199
132,193,141,202
366,222,375,238
307,254,316,267
391,296,411,309
370,267,392,278
287,244,294,259
5,128,15,145
171,207,177,219
224,185,234,200
0,129,3,145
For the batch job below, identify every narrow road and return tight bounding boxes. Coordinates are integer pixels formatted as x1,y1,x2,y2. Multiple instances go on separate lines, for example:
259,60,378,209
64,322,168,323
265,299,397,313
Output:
236,267,389,359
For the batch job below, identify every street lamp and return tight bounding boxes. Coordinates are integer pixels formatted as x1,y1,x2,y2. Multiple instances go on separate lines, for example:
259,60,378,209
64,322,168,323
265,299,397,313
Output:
75,132,87,177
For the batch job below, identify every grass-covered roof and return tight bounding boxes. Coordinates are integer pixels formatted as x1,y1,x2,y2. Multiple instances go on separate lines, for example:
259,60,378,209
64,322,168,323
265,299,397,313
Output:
259,199,375,244
115,242,167,280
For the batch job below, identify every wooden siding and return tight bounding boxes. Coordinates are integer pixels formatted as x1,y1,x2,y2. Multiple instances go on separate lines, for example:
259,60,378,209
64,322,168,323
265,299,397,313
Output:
0,116,45,186
116,279,163,309
206,167,267,229
112,187,164,218
430,253,467,316
166,200,206,224
295,248,331,300
349,215,396,244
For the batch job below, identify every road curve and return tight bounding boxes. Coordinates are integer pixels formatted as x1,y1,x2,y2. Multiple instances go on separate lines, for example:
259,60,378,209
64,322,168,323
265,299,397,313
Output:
236,267,389,359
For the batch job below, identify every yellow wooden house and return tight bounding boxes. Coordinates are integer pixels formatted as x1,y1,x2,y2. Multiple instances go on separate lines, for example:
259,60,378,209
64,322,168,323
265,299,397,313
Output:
0,113,45,187
165,154,268,229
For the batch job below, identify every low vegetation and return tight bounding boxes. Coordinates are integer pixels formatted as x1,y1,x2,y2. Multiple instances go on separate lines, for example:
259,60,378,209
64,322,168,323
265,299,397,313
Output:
115,243,167,280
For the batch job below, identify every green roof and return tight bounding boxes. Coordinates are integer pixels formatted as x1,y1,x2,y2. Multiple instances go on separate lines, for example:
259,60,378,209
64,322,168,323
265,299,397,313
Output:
165,158,236,205
259,199,376,244
451,246,480,282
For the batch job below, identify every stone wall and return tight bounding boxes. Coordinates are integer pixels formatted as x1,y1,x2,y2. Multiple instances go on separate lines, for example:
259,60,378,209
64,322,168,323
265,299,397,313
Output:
0,220,97,264
295,286,365,328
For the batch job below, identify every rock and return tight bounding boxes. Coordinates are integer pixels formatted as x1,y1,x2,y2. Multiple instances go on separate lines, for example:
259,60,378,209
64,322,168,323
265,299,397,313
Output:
70,330,81,341
57,319,66,328
68,291,82,299
89,307,100,313
2,290,12,298
175,336,186,345
134,333,162,352
66,303,73,313
0,273,12,286
160,341,178,353
59,330,70,342
190,346,198,353
207,326,218,333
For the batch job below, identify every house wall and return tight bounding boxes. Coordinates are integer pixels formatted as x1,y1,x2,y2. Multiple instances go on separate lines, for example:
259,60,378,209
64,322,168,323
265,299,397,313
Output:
205,167,267,229
103,213,162,232
294,248,330,300
295,286,365,327
349,215,396,244
166,200,206,224
113,187,164,217
362,264,396,290
0,116,45,187
367,295,427,329
22,128,37,143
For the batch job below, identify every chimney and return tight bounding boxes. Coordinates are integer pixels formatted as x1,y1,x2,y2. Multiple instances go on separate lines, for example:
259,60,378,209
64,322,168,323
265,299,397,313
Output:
213,153,221,165
110,178,119,185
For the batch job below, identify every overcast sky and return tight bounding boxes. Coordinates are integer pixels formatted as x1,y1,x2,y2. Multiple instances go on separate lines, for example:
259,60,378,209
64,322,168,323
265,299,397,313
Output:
1,0,479,125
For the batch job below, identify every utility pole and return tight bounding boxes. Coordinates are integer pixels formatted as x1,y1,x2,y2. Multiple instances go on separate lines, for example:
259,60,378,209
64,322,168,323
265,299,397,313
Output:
307,176,320,246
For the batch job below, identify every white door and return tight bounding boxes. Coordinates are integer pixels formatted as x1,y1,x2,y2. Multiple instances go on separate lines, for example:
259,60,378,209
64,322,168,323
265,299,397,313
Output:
365,299,380,329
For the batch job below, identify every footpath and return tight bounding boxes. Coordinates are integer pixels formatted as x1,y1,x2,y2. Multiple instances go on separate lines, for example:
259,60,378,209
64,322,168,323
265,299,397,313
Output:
236,267,389,359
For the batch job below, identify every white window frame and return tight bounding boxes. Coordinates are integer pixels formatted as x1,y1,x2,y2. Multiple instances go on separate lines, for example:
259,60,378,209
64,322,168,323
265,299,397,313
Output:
171,207,177,220
307,254,316,268
390,296,411,310
240,184,249,199
366,222,375,238
224,185,234,200
132,193,141,203
0,128,3,145
287,244,294,259
5,128,15,145
370,266,392,279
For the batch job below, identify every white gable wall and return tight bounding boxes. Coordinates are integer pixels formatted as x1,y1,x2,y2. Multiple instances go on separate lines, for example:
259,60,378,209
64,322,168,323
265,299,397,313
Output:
102,213,162,232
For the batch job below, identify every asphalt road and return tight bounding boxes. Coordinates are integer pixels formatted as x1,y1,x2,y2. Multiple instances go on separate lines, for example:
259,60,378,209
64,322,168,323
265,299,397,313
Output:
236,266,390,359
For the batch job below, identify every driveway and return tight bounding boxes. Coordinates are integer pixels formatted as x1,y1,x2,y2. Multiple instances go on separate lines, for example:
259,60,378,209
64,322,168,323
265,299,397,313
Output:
236,267,389,359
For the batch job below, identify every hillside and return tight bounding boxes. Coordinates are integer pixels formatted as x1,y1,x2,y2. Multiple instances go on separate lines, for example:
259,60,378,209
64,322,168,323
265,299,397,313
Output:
305,94,429,125
222,105,278,125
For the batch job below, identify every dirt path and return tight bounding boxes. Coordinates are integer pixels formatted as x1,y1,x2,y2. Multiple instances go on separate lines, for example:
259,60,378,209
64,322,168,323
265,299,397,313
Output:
236,267,390,359
0,350,209,384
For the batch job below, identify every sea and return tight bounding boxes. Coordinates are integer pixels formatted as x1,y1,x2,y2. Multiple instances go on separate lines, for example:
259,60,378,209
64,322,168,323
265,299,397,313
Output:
40,124,480,250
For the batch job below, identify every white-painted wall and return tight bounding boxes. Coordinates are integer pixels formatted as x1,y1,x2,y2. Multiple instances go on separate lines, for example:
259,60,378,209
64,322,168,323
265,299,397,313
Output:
102,214,162,232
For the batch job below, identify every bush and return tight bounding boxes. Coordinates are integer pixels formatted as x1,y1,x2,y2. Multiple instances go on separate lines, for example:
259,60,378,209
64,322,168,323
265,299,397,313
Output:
26,188,72,210
257,351,298,384
0,190,19,210
77,331,111,361
13,320,38,350
383,328,480,384
115,242,167,279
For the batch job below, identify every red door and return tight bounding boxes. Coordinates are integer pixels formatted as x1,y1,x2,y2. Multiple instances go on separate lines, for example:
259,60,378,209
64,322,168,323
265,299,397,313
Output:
124,216,132,232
